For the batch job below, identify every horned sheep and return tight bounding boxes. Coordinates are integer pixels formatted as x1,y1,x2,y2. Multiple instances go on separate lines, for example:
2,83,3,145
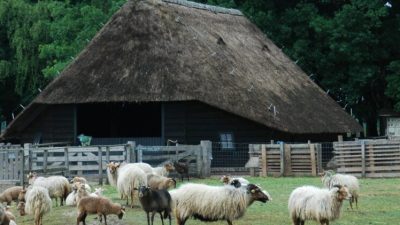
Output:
288,185,350,225
170,183,270,225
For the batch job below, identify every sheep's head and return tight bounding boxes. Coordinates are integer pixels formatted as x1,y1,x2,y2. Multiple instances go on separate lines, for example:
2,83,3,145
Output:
138,186,151,198
332,184,351,201
70,176,85,184
27,172,37,184
168,178,177,189
164,163,175,172
118,206,125,219
107,162,120,174
319,170,334,182
247,184,270,203
18,189,27,202
17,202,26,216
220,175,231,185
230,179,242,188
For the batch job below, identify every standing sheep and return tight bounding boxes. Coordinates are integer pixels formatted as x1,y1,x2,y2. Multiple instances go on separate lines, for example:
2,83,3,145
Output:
321,171,360,209
147,174,176,190
171,183,270,225
288,185,350,225
0,186,23,206
133,162,154,174
27,172,71,206
152,163,175,177
117,164,147,208
138,186,172,225
76,196,125,225
173,161,189,182
17,186,52,225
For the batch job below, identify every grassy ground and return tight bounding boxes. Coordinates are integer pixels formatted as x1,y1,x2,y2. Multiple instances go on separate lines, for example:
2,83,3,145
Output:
9,176,400,225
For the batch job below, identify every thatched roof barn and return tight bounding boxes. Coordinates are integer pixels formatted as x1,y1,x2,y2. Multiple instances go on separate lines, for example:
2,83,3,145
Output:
1,0,361,146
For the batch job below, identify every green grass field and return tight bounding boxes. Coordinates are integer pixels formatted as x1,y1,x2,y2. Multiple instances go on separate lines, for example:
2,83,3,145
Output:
9,177,400,225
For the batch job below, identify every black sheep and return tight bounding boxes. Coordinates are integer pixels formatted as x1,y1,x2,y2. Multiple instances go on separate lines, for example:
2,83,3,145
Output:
173,160,189,182
138,186,172,225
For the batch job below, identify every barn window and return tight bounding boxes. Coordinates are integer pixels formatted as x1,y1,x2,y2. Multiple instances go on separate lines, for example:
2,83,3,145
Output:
219,132,234,150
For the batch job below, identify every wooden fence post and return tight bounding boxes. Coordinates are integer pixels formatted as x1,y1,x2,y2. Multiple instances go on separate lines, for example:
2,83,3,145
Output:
126,144,131,163
105,146,110,185
98,147,103,185
19,149,25,186
43,149,48,174
138,148,143,163
64,147,70,178
367,143,375,176
24,143,32,172
261,144,267,177
127,141,136,163
309,144,317,176
200,141,212,177
284,144,292,176
361,141,366,178
280,142,285,176
196,147,202,178
316,144,322,174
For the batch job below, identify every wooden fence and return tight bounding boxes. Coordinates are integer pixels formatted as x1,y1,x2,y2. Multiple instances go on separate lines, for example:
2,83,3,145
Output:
247,142,322,177
334,139,400,178
0,141,212,185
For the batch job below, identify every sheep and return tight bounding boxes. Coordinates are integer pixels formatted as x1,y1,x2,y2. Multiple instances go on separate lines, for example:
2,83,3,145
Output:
133,162,154,174
173,160,189,182
89,188,104,197
106,162,121,187
76,196,125,225
147,174,176,190
170,183,270,225
138,186,172,225
0,204,17,225
117,164,147,208
74,183,90,205
27,172,71,206
70,177,91,192
152,163,175,177
288,185,351,225
220,175,249,187
0,186,23,206
17,186,52,225
66,182,83,206
321,170,360,209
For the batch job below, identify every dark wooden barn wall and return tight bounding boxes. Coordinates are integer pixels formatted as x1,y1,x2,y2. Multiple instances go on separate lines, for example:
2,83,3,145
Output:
164,101,339,144
20,105,75,144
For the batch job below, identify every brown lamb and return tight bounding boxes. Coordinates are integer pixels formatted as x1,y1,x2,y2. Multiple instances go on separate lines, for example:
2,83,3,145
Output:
0,186,23,206
77,196,125,225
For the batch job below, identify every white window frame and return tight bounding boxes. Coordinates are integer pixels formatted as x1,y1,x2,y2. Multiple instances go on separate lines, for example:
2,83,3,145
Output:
219,132,234,150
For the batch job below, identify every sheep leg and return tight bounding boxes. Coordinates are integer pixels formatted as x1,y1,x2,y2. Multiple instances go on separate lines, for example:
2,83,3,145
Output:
103,215,107,225
355,196,358,209
150,211,156,225
226,219,233,225
349,198,353,210
176,217,188,225
76,212,87,225
146,212,150,225
158,212,165,225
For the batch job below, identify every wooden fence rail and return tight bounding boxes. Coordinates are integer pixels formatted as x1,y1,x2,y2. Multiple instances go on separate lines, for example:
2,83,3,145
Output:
334,139,400,178
247,143,322,177
0,141,212,185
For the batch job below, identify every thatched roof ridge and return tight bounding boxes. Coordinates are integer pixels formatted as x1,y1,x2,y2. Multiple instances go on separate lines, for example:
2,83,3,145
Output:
1,0,361,139
163,0,243,15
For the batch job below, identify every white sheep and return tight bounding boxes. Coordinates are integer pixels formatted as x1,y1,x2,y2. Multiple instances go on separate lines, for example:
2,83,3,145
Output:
77,196,125,225
27,172,71,206
147,174,176,190
288,185,350,225
170,183,270,225
133,162,154,174
17,186,52,225
152,163,175,177
321,171,360,209
117,164,147,208
70,176,91,192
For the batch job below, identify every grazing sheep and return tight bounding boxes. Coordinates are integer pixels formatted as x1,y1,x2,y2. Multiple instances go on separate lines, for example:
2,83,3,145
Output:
152,163,175,177
138,186,172,225
171,183,270,225
77,196,125,225
17,186,52,225
0,186,23,206
27,172,71,206
288,185,350,225
173,161,189,182
220,175,249,187
117,164,147,208
321,171,360,209
147,174,176,190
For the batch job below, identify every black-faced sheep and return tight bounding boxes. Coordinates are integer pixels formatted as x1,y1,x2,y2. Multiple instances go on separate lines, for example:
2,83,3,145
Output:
147,174,176,190
170,183,270,225
0,186,23,206
27,172,71,206
321,170,360,209
288,185,350,225
173,161,189,182
138,186,172,225
76,196,125,225
17,186,52,225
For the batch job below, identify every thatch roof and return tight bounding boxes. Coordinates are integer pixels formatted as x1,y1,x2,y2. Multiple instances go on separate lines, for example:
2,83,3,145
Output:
1,0,362,139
